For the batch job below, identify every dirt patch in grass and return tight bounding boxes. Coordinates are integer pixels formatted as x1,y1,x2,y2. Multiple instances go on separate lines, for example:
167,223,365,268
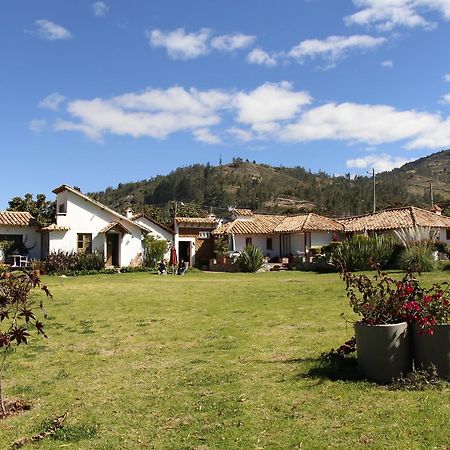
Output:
0,399,32,419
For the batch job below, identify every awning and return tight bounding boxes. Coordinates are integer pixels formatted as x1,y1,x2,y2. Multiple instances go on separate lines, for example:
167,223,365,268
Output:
99,222,131,234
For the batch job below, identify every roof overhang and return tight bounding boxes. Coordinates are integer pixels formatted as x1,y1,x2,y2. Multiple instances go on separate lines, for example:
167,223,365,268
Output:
100,222,131,234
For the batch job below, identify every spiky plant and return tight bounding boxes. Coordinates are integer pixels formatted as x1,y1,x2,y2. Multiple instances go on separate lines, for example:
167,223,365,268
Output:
237,244,264,273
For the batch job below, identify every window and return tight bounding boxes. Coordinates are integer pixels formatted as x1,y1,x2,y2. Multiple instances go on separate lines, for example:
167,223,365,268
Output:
266,237,273,250
0,234,23,253
57,202,67,215
447,229,450,240
199,231,210,239
77,233,92,253
245,237,252,246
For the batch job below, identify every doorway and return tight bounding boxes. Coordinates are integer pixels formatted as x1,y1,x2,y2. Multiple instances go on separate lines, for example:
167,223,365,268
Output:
178,241,191,264
106,233,120,266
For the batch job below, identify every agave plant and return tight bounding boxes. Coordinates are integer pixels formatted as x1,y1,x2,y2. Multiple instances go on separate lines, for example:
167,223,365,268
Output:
331,234,396,271
237,244,264,273
394,225,438,248
394,226,438,273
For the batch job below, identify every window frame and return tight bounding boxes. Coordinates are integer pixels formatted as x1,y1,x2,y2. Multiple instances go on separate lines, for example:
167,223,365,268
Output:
77,233,92,254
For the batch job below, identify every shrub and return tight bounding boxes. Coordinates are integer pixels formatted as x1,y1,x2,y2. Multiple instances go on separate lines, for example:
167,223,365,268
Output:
143,235,169,268
400,244,436,273
331,234,396,271
45,250,79,274
237,244,264,273
0,241,14,262
45,250,105,274
77,251,104,271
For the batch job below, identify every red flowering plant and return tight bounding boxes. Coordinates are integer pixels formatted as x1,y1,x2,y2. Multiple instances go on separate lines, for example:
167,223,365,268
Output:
400,279,450,335
341,266,450,333
341,267,410,325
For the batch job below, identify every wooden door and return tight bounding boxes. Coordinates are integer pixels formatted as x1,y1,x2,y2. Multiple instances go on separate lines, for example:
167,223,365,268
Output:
106,234,119,266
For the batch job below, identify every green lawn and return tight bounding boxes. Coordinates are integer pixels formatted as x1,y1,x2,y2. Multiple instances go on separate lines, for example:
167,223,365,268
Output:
1,271,449,449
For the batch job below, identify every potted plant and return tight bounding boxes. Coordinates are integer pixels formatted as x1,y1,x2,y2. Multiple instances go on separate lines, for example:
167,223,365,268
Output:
342,269,413,383
402,281,450,379
214,236,229,265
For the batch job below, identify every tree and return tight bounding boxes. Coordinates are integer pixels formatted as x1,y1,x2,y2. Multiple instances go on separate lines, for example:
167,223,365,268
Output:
143,235,169,268
0,272,51,416
8,194,55,226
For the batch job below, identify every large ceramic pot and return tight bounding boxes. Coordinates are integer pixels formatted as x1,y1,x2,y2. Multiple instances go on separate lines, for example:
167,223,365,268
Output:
412,324,450,380
355,322,412,383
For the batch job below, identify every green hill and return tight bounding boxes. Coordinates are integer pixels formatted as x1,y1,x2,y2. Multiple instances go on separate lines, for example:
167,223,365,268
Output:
90,150,450,219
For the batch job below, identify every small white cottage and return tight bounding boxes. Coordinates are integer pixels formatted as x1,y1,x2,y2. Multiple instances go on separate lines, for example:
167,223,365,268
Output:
38,185,173,267
212,209,344,259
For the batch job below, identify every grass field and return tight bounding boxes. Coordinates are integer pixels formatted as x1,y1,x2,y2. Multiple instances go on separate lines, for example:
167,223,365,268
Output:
1,271,449,449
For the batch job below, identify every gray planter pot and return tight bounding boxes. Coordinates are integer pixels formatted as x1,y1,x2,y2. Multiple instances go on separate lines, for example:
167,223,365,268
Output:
412,324,450,380
355,322,412,383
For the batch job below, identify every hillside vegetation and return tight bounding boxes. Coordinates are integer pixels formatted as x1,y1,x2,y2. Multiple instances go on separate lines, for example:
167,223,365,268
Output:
90,150,450,219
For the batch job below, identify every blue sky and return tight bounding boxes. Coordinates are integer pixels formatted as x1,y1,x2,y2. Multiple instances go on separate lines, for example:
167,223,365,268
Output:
2,0,450,208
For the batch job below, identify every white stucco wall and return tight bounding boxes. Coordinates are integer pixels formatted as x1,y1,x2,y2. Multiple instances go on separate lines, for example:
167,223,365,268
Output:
311,231,335,247
290,233,305,255
438,228,450,243
53,190,145,266
132,217,173,260
234,234,280,258
0,225,41,259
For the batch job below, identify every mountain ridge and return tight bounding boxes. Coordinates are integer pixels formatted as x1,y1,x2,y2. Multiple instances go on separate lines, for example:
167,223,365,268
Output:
90,150,450,219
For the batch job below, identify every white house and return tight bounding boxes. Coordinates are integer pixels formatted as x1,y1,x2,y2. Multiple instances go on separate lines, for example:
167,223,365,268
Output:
338,206,450,243
38,185,173,267
0,211,42,260
212,209,344,259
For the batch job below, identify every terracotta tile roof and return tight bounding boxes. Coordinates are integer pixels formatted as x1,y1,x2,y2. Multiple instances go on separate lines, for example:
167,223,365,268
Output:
99,222,131,234
232,209,254,216
0,211,35,227
275,214,344,232
214,212,343,235
176,216,219,225
40,223,70,232
339,206,450,232
213,214,285,235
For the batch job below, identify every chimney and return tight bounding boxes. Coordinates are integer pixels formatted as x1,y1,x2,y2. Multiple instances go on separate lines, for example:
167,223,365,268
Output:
125,208,134,219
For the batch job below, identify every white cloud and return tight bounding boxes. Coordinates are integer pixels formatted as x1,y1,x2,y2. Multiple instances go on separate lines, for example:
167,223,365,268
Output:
113,87,230,114
443,92,450,103
444,73,450,82
280,102,443,147
31,19,72,40
38,93,66,111
92,1,109,17
345,0,450,31
288,35,385,64
210,33,256,51
234,81,311,128
29,119,47,133
346,153,414,172
147,28,211,59
246,48,277,66
193,128,222,144
54,87,229,141
49,82,450,151
381,59,394,68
